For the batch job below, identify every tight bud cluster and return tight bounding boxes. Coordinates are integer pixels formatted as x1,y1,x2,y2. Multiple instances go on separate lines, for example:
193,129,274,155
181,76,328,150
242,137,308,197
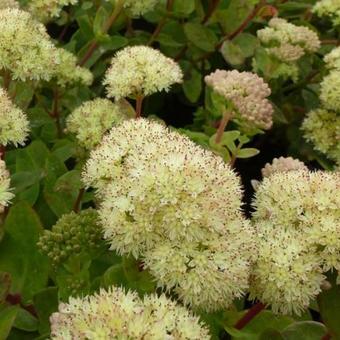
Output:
0,159,14,213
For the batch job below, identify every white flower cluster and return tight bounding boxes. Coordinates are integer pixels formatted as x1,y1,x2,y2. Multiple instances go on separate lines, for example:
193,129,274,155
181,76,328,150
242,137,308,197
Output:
123,0,160,17
324,46,340,70
50,286,210,339
0,8,60,81
66,98,125,150
302,109,340,163
53,48,93,87
0,88,29,146
27,0,78,22
257,18,320,63
83,119,255,311
0,159,14,213
0,0,18,9
320,69,340,112
103,46,183,100
261,156,308,178
251,170,340,314
313,0,340,26
205,69,273,130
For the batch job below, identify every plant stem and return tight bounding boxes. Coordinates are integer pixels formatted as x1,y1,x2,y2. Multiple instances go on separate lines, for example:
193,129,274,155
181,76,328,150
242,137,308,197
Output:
78,0,124,66
322,334,332,340
148,0,174,45
0,145,5,160
135,95,144,119
2,70,11,91
234,302,266,329
6,293,37,317
202,0,221,24
73,188,85,213
50,88,62,138
215,110,231,144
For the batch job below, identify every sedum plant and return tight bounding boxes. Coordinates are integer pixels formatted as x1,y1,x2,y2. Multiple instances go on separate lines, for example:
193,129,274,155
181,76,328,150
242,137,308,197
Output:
0,1,339,339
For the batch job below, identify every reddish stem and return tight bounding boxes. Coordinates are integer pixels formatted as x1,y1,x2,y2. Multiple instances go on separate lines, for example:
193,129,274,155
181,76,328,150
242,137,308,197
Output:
50,88,62,137
135,96,144,119
202,0,221,24
78,41,99,67
3,70,11,91
0,145,5,160
73,188,85,213
322,334,332,340
234,302,266,330
215,111,231,144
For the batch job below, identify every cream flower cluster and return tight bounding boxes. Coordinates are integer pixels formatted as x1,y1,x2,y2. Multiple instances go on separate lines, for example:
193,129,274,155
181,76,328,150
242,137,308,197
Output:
123,0,159,17
257,18,320,63
205,69,273,130
66,98,124,150
0,88,29,146
27,0,78,22
261,157,308,178
50,286,210,339
0,159,14,213
103,46,183,100
324,46,340,70
0,8,60,81
83,119,254,311
251,170,340,314
54,48,93,87
302,109,340,163
320,70,340,112
0,0,18,9
313,0,340,26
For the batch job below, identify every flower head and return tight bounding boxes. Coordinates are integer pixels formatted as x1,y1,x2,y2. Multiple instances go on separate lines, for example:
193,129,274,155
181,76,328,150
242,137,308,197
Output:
205,69,273,130
66,99,124,150
0,8,59,81
324,46,340,70
144,228,255,311
27,0,78,22
123,0,160,17
0,88,29,146
50,286,210,339
53,48,93,87
313,0,340,26
320,70,340,112
0,159,14,213
257,18,320,63
103,46,183,100
0,0,18,9
302,108,340,162
249,228,325,315
261,157,308,178
252,170,340,308
38,209,103,267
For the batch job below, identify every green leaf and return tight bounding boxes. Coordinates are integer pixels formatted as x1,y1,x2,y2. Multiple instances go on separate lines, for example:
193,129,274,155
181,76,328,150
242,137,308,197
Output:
318,280,340,338
281,321,327,339
0,202,49,301
183,68,202,103
184,22,218,52
236,148,260,158
76,15,94,39
220,40,245,65
100,34,128,50
233,33,259,58
93,6,110,37
0,306,19,339
172,0,195,17
13,308,38,332
33,287,58,335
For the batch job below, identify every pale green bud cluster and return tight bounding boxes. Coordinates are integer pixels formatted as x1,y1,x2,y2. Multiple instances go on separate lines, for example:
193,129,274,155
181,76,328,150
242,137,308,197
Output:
257,18,320,62
302,109,340,162
123,0,160,17
320,70,340,112
0,159,14,213
0,0,18,9
251,170,340,314
0,8,60,81
66,98,124,150
83,119,255,311
324,46,340,70
0,88,30,146
27,0,78,22
103,46,183,100
313,0,340,26
50,286,210,339
53,48,93,87
37,209,103,267
261,157,308,178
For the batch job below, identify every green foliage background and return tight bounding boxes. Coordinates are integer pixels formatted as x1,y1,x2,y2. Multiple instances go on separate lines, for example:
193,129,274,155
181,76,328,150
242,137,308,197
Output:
0,0,339,339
